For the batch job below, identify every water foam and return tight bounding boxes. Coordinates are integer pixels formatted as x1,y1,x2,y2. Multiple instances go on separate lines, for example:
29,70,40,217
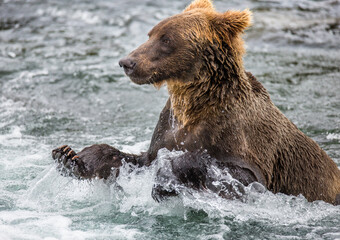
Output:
12,147,340,239
327,133,340,141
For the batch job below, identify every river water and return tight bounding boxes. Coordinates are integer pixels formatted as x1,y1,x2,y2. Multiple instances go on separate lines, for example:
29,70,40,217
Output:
0,0,340,239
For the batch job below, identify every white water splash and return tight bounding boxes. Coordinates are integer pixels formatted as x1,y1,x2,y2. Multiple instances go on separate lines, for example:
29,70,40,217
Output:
327,133,340,141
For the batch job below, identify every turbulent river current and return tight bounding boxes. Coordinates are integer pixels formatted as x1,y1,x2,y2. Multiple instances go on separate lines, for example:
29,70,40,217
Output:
0,0,340,239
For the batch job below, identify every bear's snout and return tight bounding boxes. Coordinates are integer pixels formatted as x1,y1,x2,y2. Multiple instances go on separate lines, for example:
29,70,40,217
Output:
119,57,137,76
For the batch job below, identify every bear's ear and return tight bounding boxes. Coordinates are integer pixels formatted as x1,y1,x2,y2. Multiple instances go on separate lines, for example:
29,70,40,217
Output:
213,9,252,35
184,0,214,12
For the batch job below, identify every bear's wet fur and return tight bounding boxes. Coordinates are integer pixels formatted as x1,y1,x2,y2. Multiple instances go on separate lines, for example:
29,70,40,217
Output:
53,0,340,205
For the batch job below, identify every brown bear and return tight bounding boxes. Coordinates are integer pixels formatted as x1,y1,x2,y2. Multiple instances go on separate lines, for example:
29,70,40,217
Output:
52,0,340,205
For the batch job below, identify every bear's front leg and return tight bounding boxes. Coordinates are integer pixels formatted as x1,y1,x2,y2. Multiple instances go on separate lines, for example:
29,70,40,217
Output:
151,151,210,202
52,144,141,179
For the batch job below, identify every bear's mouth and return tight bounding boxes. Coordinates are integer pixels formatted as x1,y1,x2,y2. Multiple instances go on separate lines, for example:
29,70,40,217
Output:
129,72,162,85
129,76,151,85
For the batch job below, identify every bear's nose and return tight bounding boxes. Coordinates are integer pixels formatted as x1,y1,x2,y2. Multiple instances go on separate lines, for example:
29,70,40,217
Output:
119,57,136,75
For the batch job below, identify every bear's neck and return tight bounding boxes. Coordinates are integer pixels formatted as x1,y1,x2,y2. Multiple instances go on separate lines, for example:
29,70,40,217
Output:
167,40,252,127
167,71,251,127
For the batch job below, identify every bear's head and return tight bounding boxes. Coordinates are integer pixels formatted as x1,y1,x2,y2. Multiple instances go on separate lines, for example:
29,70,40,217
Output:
119,0,251,87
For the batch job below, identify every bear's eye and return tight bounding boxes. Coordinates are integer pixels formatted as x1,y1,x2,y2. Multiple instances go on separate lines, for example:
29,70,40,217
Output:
161,36,170,44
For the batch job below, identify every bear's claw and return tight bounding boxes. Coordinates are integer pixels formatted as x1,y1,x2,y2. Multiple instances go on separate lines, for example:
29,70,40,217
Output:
67,150,75,156
52,145,85,179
